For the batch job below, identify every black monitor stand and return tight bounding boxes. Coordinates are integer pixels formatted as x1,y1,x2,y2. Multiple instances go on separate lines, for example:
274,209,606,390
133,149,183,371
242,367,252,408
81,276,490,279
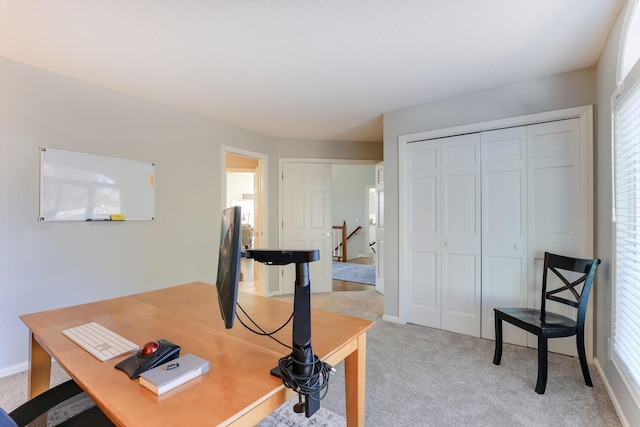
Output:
244,249,321,418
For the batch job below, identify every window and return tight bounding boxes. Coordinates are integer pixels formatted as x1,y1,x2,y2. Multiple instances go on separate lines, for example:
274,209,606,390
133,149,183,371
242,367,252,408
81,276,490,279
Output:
613,0,640,404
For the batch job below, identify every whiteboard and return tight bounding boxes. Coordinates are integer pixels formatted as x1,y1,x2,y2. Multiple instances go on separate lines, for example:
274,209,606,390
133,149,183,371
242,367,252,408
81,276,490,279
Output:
39,148,155,221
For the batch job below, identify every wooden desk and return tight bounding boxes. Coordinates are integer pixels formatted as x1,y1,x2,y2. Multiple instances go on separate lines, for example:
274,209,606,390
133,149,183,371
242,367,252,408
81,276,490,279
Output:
20,282,374,426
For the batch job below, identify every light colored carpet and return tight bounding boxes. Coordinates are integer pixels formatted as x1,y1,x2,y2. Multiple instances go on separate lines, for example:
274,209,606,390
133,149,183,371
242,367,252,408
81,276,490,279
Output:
278,290,622,427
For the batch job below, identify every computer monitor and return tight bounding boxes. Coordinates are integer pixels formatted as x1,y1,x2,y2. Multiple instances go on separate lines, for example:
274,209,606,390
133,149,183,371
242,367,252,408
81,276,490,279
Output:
215,206,242,329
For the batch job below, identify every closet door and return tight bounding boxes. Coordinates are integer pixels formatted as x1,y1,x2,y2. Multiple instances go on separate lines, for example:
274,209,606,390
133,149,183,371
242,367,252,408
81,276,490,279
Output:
406,140,441,328
480,127,528,344
440,134,481,336
406,134,481,336
527,118,583,356
401,111,592,354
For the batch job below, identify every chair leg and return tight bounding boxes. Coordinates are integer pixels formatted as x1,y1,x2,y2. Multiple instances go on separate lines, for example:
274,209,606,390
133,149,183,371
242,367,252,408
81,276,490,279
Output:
535,336,548,394
493,312,503,365
576,328,593,387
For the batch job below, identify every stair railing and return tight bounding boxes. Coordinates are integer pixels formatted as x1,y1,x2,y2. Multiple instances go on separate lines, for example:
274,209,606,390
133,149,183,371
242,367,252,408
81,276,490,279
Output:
332,221,362,262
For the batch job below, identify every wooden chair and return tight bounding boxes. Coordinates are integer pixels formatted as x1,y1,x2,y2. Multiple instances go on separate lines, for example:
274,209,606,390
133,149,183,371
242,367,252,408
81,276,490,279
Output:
492,252,600,394
1,379,114,427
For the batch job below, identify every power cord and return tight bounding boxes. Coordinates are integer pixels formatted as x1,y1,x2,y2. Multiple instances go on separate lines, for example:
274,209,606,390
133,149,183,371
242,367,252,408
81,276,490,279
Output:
235,302,334,407
277,351,334,402
235,302,293,349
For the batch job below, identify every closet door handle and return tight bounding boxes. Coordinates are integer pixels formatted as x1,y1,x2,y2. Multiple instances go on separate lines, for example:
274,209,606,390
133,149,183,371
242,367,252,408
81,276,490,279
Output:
514,244,521,250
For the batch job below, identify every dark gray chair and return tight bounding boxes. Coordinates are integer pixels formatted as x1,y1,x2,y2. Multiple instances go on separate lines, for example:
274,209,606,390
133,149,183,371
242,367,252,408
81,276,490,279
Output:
1,379,114,427
493,252,600,394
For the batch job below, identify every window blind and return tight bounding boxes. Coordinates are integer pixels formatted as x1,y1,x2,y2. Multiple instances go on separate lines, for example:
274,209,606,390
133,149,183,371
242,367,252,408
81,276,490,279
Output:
613,76,640,400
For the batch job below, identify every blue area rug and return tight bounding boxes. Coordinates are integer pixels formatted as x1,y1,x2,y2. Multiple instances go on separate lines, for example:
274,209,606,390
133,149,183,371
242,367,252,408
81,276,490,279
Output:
332,261,375,286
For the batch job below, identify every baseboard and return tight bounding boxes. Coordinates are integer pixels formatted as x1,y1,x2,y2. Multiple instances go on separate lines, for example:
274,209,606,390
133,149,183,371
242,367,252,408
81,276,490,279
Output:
382,314,402,324
0,362,28,379
595,358,632,427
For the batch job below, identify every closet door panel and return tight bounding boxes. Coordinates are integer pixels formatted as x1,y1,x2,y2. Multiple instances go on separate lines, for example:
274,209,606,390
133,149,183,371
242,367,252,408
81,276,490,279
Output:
441,135,481,336
527,118,582,356
443,173,477,234
531,167,572,235
528,119,581,256
410,250,438,317
407,141,441,328
481,128,528,343
442,252,480,335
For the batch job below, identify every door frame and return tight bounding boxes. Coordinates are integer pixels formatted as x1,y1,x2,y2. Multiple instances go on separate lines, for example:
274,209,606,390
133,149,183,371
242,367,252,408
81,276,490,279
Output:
278,158,379,295
375,162,384,295
397,105,594,354
365,185,376,259
222,146,268,296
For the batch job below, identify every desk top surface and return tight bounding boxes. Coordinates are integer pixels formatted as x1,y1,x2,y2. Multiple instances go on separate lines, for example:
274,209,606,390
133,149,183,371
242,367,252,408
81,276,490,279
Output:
20,282,374,426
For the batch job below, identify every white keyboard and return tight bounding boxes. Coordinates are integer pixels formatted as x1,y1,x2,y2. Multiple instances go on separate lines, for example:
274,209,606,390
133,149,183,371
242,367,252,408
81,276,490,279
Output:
62,322,139,362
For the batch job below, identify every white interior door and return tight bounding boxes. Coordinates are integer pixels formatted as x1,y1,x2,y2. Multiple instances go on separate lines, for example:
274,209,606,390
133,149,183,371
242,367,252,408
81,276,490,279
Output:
407,140,441,328
281,162,333,294
440,134,481,336
406,134,481,336
480,127,528,344
375,163,384,294
527,118,583,356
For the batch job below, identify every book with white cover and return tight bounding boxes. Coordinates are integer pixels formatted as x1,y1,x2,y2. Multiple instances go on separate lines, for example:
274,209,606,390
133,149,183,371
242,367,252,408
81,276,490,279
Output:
139,353,210,395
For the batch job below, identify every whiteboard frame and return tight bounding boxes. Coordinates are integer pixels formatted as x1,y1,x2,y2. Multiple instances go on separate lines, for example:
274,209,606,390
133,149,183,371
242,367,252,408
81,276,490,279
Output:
39,147,155,222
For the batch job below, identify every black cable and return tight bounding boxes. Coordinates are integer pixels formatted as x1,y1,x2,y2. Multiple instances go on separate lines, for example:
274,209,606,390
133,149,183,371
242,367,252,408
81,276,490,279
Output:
235,302,333,402
277,352,333,401
235,302,293,349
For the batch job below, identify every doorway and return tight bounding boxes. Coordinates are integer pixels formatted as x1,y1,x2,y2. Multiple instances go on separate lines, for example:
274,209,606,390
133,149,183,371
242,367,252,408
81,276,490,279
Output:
280,159,378,294
224,148,266,296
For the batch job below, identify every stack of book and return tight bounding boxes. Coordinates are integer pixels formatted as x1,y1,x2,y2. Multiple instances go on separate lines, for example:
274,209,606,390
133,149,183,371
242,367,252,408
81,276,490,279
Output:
139,354,210,395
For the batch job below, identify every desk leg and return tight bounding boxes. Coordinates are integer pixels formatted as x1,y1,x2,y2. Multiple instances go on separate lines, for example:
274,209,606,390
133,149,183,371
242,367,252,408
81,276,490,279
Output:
344,332,366,427
28,332,51,399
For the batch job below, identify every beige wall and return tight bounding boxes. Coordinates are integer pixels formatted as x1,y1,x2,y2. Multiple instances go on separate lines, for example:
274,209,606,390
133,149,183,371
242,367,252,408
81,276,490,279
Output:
273,138,382,161
0,57,276,374
595,0,640,424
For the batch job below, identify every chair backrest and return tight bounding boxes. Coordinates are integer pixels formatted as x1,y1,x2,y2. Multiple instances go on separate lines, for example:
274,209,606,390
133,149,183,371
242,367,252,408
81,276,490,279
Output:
0,408,18,427
540,252,601,323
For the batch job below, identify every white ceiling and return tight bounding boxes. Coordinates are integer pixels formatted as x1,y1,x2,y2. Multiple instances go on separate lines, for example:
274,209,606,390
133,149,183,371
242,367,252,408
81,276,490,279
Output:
0,0,624,142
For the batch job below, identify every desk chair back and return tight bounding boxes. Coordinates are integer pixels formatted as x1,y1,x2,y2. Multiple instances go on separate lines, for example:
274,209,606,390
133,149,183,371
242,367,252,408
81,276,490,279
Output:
1,380,114,427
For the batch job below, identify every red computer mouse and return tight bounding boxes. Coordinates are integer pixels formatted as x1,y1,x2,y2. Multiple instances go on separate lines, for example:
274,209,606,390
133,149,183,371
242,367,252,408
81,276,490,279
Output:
140,341,160,356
